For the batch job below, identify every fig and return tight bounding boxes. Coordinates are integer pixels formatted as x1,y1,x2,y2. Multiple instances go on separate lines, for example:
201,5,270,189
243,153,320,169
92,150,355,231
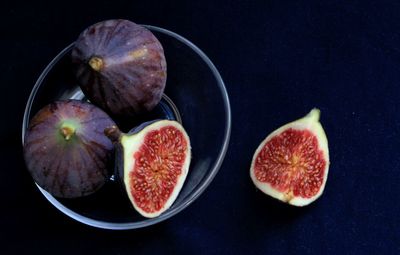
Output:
250,109,330,206
71,19,167,117
23,100,115,198
105,120,191,218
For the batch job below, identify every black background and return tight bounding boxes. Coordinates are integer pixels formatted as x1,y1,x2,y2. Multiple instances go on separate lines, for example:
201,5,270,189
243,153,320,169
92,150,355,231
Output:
2,0,400,254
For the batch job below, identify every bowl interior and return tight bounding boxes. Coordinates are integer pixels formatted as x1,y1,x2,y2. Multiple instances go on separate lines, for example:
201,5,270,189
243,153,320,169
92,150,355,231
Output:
22,26,230,229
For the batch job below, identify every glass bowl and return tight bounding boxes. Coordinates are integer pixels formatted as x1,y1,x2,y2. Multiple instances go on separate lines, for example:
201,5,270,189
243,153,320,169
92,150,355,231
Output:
21,25,231,230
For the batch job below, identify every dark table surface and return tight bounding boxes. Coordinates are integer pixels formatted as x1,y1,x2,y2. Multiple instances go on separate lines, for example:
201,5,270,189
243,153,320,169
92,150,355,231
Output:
1,0,399,254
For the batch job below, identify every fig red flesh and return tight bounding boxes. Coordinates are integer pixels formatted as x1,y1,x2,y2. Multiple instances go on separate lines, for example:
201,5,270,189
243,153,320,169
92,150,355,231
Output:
130,125,188,214
253,128,326,198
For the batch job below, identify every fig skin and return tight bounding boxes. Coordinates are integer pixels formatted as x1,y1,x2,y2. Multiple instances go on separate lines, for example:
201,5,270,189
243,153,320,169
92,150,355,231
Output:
71,19,167,117
105,120,191,218
23,100,116,198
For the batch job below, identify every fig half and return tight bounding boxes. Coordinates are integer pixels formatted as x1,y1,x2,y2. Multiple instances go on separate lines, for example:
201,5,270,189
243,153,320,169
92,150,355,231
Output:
250,109,330,206
72,19,167,117
23,100,115,198
106,120,191,218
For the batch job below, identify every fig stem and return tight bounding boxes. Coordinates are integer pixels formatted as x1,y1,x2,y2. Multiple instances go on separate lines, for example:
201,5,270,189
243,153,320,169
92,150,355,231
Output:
60,125,75,141
88,56,104,71
104,125,122,143
307,108,321,122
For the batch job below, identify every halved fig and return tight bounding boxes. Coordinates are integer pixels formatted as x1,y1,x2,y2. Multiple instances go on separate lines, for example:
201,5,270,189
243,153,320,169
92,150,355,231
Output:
250,109,330,206
23,100,115,198
71,19,167,117
105,120,191,218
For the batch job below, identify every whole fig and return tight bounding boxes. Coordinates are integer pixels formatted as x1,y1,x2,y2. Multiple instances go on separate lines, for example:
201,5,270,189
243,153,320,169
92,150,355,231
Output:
23,100,116,198
72,19,167,117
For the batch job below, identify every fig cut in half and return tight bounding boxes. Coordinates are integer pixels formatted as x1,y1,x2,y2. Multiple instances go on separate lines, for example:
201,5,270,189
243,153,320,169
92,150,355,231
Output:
23,100,116,198
106,120,191,218
250,109,330,206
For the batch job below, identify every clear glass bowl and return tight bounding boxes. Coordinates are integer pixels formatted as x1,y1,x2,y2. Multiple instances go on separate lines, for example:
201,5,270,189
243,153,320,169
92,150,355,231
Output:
21,25,231,230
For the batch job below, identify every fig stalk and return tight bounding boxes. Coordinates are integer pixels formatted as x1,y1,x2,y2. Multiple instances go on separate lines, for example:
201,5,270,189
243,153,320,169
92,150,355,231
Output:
88,56,104,71
60,123,76,141
104,126,122,143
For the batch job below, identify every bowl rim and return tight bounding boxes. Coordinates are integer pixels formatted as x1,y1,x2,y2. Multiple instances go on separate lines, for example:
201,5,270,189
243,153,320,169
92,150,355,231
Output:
21,25,231,230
